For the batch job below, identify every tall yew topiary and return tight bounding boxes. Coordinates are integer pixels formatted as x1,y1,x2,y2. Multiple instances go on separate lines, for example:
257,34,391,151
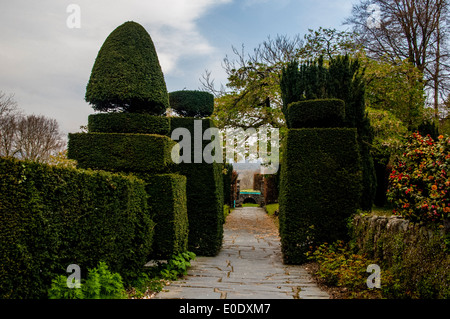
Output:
85,21,169,114
280,55,376,210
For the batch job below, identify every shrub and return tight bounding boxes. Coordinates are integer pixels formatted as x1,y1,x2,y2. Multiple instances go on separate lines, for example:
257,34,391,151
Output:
169,90,214,118
308,241,373,290
67,132,177,173
48,261,127,299
0,157,154,299
288,99,345,129
170,118,224,256
387,133,450,224
279,128,362,264
135,173,189,259
88,113,170,135
85,21,169,114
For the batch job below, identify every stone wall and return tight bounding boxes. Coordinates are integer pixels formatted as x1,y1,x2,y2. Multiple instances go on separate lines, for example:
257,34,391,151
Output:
352,214,450,298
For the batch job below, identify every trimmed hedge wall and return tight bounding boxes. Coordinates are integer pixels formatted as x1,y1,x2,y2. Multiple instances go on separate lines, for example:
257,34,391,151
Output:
135,173,188,259
279,128,362,264
170,118,224,256
288,99,345,129
68,132,176,173
0,157,154,299
88,113,170,135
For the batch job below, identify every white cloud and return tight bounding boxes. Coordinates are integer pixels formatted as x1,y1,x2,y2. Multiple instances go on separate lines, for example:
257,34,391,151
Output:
0,0,231,134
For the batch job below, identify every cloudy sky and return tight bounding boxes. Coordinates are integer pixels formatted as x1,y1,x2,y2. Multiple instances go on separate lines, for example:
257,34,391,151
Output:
0,0,354,137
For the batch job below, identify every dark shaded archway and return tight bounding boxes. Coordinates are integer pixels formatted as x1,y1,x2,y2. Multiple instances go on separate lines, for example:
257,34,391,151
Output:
243,197,257,205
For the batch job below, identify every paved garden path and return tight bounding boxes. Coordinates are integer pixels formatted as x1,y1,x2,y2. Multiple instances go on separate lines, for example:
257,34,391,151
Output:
154,207,329,299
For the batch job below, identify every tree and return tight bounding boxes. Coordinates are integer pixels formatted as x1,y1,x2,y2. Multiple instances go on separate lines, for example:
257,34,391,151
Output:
346,0,450,120
202,29,364,131
14,115,65,163
363,55,425,129
201,35,305,130
0,92,64,162
85,21,169,114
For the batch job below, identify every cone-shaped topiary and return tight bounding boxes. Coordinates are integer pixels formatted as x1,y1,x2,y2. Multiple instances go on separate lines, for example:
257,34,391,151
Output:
85,21,169,114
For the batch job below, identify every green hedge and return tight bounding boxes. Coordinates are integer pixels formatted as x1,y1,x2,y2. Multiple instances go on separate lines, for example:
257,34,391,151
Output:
170,118,224,256
67,132,176,173
88,113,170,135
288,99,345,129
0,157,154,299
279,128,362,264
135,173,188,259
169,90,214,118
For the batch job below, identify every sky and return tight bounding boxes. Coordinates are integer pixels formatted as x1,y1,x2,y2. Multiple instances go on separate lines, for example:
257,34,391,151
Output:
0,0,355,137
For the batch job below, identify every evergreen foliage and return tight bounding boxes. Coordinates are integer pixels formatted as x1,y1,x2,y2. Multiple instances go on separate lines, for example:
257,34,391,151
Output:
0,157,154,298
85,21,169,114
280,55,376,210
67,133,177,173
169,90,215,118
279,128,362,264
170,118,224,256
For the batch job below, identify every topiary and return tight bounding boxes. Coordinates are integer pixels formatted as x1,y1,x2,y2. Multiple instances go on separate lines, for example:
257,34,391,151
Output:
85,21,169,115
169,90,214,118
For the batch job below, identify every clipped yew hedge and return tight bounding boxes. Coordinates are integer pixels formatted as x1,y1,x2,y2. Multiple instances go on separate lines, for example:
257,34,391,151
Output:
67,132,176,173
288,99,345,129
279,128,362,264
135,173,188,259
170,118,224,256
88,113,170,135
0,157,154,299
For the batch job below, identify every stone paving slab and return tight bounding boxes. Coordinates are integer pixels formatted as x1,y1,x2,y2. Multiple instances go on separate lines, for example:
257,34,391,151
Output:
155,207,329,300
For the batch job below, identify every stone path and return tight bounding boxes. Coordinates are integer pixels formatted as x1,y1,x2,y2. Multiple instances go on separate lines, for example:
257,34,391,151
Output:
154,207,329,299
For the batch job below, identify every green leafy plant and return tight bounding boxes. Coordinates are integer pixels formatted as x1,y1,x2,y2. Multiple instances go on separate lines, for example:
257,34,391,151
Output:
387,132,450,224
308,241,398,298
159,252,196,281
308,241,370,290
48,262,127,299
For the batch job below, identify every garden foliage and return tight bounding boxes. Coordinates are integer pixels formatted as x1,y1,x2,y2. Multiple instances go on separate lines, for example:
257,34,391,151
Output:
67,132,177,173
281,55,376,210
0,157,154,298
48,262,127,299
170,118,224,256
88,113,170,135
169,90,214,118
388,133,450,224
85,21,169,114
279,126,362,264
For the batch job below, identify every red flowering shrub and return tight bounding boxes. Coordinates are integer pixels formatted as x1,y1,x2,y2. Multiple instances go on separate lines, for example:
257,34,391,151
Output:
387,133,450,224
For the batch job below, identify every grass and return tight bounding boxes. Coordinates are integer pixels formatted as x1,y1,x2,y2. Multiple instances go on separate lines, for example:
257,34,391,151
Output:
265,203,279,216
